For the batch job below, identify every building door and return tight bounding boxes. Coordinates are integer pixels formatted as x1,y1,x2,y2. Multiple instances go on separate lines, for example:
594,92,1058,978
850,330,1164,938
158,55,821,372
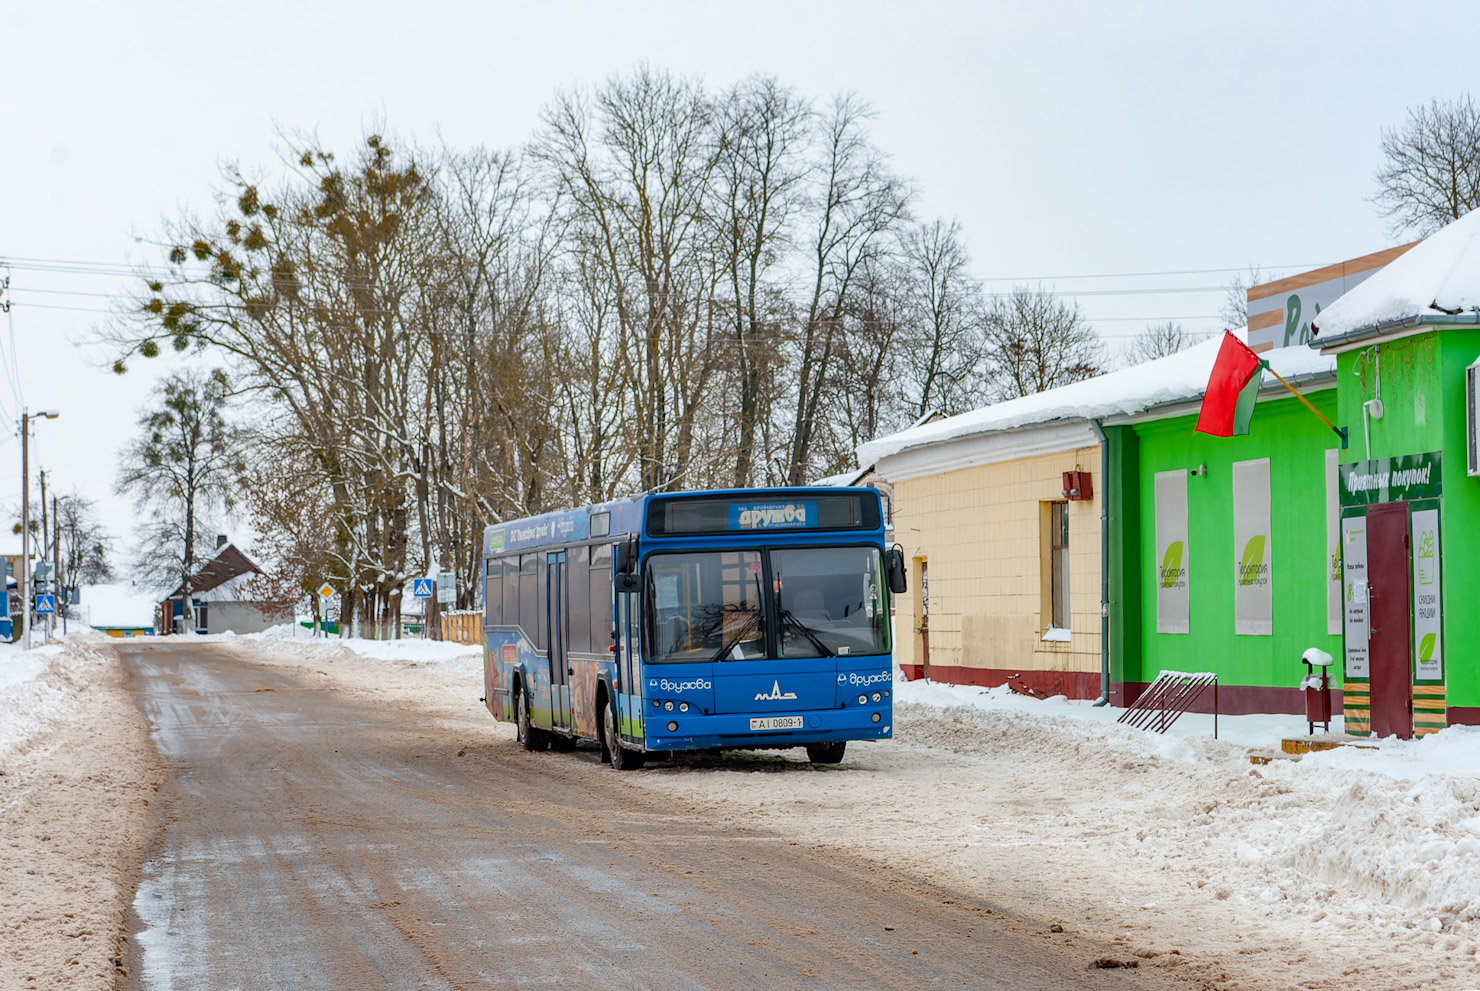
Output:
915,559,930,680
1366,503,1413,739
547,551,570,732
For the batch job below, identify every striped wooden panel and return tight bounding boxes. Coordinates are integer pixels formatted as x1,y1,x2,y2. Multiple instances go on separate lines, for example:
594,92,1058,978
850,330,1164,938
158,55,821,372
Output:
1343,681,1371,734
1414,684,1447,736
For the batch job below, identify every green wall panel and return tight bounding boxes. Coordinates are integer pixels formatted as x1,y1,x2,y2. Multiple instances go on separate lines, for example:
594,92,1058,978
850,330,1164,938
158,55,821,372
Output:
1131,389,1343,689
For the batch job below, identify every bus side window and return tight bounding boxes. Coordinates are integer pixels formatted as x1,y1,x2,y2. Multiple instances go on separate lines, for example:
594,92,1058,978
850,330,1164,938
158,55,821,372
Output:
568,545,591,653
518,555,538,644
535,553,549,651
484,559,502,627
502,557,517,629
590,543,613,652
627,584,641,665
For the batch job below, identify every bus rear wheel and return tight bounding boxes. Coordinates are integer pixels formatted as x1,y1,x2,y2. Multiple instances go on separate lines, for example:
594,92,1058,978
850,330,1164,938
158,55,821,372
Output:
516,684,536,752
603,701,644,771
806,742,846,764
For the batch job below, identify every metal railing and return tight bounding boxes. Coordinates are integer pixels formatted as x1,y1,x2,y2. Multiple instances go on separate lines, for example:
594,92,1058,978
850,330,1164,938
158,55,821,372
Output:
1117,670,1219,739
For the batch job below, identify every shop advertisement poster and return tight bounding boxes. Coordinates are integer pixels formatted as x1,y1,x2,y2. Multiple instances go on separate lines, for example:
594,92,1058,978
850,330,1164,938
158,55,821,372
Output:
1411,508,1442,681
1154,469,1189,634
1341,515,1369,678
1232,458,1272,636
1325,449,1342,635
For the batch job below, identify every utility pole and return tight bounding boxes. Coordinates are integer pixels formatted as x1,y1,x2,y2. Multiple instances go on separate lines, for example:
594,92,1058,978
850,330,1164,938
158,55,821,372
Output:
20,409,60,650
20,411,28,649
39,470,49,641
53,495,64,636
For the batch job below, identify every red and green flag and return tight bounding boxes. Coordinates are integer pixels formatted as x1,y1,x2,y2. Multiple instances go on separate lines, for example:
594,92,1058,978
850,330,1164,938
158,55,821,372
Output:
1195,332,1264,437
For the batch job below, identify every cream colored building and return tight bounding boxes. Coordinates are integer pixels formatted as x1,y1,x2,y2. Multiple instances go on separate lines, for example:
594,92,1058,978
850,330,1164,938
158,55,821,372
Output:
865,419,1104,697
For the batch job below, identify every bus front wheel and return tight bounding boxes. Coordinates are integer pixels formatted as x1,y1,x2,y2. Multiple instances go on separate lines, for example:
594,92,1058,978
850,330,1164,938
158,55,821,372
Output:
806,742,846,764
603,702,645,771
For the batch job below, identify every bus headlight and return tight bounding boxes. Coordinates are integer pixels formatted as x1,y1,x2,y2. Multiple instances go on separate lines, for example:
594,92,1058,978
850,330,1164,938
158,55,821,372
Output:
664,701,674,711
871,692,881,703
667,721,678,732
858,694,868,706
872,712,881,723
678,702,689,712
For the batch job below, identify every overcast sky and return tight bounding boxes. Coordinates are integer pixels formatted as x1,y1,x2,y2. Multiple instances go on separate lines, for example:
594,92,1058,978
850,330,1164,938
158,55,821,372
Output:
2,0,1477,569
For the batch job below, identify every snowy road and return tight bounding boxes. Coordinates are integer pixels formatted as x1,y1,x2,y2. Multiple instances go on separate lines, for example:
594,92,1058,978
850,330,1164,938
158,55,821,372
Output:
118,641,1192,990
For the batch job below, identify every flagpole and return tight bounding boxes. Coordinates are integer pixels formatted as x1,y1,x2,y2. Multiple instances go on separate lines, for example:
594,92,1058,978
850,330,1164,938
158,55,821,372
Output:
1261,360,1348,448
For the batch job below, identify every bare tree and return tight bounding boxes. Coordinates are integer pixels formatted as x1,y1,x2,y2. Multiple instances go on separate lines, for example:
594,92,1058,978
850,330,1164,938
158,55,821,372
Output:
711,75,813,487
55,492,114,585
1123,320,1207,364
898,218,989,417
535,67,722,493
786,94,910,484
116,369,243,628
1373,94,1480,237
985,286,1103,400
1219,264,1279,330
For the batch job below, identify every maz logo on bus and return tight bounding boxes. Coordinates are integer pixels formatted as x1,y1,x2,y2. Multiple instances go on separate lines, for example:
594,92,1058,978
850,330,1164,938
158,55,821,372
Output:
731,502,815,530
839,671,891,687
755,681,798,701
652,678,711,694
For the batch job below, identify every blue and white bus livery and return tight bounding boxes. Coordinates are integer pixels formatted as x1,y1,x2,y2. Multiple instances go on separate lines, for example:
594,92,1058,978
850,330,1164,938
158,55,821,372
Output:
480,488,906,769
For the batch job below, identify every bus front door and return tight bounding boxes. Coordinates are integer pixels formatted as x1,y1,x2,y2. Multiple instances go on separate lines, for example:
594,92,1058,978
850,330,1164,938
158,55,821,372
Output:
547,551,571,733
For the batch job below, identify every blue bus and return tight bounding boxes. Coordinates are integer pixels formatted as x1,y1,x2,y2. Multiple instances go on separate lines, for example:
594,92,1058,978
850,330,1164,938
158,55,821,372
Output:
480,488,906,769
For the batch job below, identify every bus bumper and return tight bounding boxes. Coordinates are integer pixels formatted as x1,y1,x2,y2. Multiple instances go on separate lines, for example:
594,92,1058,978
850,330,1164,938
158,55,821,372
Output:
640,707,892,752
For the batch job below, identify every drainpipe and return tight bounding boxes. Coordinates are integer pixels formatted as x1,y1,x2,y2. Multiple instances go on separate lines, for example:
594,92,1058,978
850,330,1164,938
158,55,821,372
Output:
1089,419,1110,706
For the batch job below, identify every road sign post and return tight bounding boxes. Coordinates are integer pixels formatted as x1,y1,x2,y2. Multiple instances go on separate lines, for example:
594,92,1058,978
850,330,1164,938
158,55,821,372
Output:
317,583,336,637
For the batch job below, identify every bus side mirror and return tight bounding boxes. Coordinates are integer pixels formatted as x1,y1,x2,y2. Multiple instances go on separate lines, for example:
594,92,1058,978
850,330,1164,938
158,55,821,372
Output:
886,546,907,594
615,538,640,594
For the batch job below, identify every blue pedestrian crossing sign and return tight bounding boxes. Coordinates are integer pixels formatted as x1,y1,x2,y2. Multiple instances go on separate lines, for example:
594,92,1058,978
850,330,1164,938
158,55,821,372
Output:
35,593,56,614
411,578,434,599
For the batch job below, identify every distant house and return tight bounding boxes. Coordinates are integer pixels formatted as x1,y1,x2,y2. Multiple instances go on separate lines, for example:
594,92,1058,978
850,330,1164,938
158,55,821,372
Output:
82,582,158,637
159,537,292,635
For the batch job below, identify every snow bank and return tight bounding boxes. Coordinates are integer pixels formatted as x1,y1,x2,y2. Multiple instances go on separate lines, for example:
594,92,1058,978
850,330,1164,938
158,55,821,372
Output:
894,676,1325,750
896,673,1480,947
858,329,1335,463
0,632,115,761
0,643,46,694
1314,206,1480,340
226,626,482,669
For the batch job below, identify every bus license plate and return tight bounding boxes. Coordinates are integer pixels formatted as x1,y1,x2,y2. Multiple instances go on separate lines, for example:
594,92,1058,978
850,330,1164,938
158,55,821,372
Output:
750,716,804,731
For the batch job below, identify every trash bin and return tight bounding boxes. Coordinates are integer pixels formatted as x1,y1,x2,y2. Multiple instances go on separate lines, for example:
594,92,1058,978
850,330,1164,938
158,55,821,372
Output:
1300,647,1333,734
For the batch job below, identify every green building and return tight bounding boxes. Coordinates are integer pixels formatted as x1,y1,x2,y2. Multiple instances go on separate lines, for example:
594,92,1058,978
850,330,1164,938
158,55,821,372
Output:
1110,213,1480,736
1105,356,1344,717
1300,211,1480,735
865,211,1480,738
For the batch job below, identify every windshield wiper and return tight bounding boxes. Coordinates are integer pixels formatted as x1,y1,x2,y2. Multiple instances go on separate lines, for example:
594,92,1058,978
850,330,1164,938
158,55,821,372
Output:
779,609,834,657
709,609,760,662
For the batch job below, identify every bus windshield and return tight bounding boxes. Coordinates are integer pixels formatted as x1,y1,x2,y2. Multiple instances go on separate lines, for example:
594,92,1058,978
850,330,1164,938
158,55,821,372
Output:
772,546,888,659
647,551,767,663
644,546,888,663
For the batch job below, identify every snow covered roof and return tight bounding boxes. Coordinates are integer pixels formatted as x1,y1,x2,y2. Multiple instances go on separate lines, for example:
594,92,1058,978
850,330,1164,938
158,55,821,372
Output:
164,543,261,599
81,583,158,628
858,329,1335,465
812,466,873,487
1313,208,1480,345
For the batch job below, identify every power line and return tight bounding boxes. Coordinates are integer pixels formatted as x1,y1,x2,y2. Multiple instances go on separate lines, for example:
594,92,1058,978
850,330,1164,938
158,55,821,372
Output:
979,263,1317,282
0,252,1320,284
